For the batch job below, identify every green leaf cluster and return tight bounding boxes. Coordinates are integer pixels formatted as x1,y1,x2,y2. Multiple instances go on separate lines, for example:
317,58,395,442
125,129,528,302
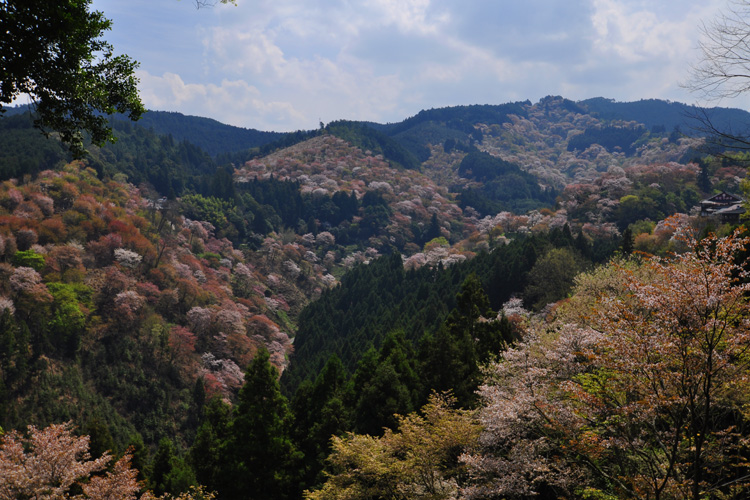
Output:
0,0,145,157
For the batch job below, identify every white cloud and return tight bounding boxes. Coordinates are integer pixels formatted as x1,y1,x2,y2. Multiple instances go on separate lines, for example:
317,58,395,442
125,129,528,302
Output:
365,0,448,35
136,71,305,130
591,0,696,63
92,0,739,131
203,27,288,79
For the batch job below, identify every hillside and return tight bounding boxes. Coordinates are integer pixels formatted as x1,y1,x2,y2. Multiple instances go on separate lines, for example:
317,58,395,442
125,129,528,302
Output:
134,111,285,157
1,96,749,497
2,97,743,314
0,164,339,448
579,97,750,136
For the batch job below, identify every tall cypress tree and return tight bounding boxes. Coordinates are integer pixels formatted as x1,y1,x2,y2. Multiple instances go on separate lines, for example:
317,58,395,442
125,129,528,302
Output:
420,274,506,407
189,397,232,493
223,347,302,500
352,331,420,435
292,354,354,488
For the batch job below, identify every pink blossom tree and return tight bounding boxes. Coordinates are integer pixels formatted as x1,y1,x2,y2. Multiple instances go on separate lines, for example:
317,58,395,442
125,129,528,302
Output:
0,422,146,500
463,221,750,500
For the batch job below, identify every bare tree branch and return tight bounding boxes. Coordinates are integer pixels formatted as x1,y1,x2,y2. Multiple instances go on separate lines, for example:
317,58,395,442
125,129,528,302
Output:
687,1,750,100
193,0,237,8
681,2,750,157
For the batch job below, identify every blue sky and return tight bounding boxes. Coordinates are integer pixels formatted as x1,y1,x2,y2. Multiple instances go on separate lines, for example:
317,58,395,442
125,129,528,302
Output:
91,0,732,132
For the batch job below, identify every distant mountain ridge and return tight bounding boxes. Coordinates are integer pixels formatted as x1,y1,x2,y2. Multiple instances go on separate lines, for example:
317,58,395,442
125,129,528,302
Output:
131,110,285,156
6,97,750,161
1,105,285,157
579,97,750,136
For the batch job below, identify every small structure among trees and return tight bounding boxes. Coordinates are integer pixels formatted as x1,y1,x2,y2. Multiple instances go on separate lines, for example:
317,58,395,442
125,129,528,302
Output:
699,191,745,222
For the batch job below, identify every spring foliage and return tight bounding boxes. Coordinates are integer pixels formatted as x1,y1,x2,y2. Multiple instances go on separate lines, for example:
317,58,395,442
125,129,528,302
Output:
462,218,750,499
0,1,144,156
0,422,144,500
306,394,481,500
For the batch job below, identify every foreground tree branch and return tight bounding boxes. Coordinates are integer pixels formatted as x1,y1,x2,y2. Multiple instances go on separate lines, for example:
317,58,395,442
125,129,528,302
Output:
0,0,145,157
688,1,750,100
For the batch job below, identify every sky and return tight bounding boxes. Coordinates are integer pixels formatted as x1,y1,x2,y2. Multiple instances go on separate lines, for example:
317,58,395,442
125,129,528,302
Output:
89,0,735,133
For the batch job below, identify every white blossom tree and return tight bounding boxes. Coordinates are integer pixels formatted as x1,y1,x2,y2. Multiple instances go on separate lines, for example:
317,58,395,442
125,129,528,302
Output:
0,422,145,500
463,220,750,500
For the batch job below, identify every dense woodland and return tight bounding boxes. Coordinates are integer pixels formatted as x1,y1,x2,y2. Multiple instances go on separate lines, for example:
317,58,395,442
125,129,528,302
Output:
2,97,750,499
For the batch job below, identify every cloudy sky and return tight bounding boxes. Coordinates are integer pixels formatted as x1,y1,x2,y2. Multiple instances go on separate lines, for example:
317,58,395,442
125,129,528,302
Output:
91,0,733,132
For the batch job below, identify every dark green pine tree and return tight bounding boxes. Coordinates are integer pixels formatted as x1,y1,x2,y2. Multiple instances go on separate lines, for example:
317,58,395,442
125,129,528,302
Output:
420,274,502,407
189,397,232,492
621,227,635,255
223,347,302,500
82,413,116,459
422,213,442,245
150,438,175,496
575,230,592,259
126,433,148,482
697,159,712,193
352,331,420,436
292,354,354,489
149,437,196,497
0,310,30,424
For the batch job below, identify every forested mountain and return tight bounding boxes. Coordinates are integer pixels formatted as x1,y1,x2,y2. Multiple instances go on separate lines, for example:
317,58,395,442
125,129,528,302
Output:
133,111,284,157
281,226,615,394
579,96,750,136
366,101,530,161
2,96,750,498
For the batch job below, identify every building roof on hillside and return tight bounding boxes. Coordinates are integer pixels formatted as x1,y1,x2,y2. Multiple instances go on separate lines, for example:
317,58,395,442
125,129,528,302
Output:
714,204,746,215
701,191,744,205
700,191,745,221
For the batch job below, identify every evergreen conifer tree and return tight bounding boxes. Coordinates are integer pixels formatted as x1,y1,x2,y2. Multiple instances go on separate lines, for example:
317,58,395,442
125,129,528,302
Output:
352,332,419,435
189,397,232,492
223,347,302,500
420,274,508,407
292,355,354,488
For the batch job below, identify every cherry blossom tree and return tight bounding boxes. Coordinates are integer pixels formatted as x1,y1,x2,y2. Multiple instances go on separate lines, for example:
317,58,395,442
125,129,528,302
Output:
0,422,146,500
114,290,145,317
463,220,750,500
114,247,143,269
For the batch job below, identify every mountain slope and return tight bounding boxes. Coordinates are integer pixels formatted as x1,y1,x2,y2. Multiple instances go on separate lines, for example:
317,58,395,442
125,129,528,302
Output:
0,165,332,447
579,97,750,136
135,111,284,157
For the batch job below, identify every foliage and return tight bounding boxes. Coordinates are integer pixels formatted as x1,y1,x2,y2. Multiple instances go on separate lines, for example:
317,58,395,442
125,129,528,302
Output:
133,110,282,157
0,164,301,467
0,113,70,180
283,228,599,395
463,220,750,500
523,246,588,309
325,120,421,170
455,152,556,216
11,249,46,271
149,437,196,497
1,94,747,500
567,124,647,156
196,348,302,500
0,421,146,500
372,102,528,141
305,393,481,500
420,274,514,407
579,98,749,136
292,355,354,488
351,331,420,435
0,1,144,156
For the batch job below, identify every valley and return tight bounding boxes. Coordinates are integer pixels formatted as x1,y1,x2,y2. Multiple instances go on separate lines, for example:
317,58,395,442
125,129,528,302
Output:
1,96,748,499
